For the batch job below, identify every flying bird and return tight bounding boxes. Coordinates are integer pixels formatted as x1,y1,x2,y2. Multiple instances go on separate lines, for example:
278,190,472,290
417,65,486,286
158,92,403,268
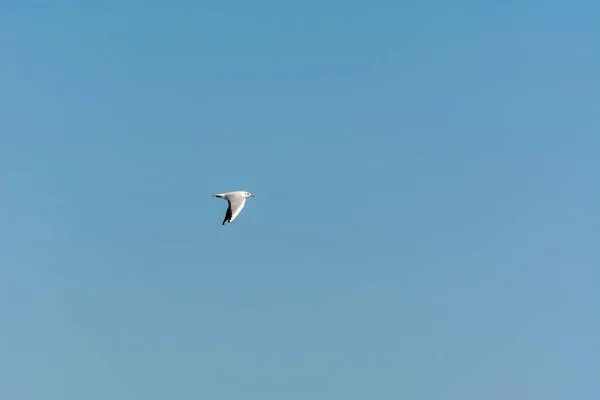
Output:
212,190,255,225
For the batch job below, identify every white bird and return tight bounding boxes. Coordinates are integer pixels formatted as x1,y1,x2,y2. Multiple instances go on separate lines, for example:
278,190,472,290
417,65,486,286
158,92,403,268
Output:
212,190,255,225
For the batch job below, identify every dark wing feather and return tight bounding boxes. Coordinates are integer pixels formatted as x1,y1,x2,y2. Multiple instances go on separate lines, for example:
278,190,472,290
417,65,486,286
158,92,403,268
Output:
222,200,232,225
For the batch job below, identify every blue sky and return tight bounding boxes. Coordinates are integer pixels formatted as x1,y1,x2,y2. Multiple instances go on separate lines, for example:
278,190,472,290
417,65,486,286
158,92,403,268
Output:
1,1,598,399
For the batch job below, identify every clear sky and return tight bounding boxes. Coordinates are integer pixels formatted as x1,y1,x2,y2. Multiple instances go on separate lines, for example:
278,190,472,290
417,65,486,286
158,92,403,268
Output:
1,1,598,399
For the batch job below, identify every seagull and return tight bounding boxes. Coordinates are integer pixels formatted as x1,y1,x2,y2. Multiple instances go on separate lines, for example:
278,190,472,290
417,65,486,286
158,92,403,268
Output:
212,191,255,225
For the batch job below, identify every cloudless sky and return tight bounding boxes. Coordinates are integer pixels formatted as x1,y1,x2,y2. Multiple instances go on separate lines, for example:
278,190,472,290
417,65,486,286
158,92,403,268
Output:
1,1,599,399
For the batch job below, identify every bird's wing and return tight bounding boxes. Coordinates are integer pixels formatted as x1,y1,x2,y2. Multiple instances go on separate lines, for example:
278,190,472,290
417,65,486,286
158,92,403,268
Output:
220,193,247,225
227,195,247,223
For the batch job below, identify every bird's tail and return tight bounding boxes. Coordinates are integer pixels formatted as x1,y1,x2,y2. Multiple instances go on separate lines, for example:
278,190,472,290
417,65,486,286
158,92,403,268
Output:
213,193,226,199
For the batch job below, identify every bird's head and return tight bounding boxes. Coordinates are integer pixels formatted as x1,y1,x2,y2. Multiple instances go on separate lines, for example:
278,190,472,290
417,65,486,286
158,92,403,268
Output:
244,192,255,198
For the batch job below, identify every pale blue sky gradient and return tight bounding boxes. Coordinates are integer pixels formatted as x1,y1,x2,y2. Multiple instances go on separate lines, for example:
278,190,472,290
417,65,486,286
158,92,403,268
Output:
1,1,599,399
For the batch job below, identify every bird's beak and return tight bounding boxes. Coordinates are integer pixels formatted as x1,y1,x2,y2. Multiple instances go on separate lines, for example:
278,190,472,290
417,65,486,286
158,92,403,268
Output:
250,193,255,197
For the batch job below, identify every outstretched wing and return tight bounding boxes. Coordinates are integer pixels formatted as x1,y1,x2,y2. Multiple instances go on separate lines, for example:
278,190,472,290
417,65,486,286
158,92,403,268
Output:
222,195,247,225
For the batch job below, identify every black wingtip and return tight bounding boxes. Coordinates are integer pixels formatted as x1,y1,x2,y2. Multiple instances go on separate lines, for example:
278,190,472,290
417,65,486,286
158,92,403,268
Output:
221,200,232,225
